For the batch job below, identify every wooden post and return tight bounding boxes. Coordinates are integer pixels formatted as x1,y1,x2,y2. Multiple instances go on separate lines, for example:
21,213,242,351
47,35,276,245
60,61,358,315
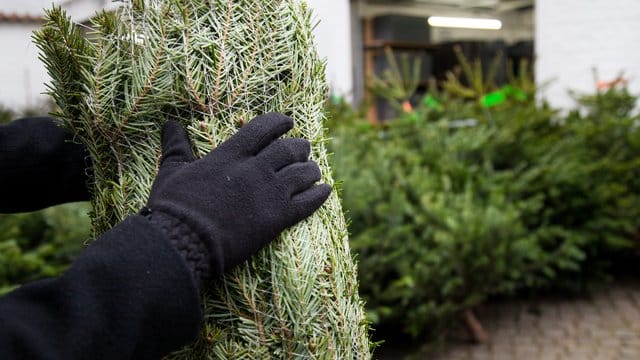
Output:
363,17,379,124
463,308,489,343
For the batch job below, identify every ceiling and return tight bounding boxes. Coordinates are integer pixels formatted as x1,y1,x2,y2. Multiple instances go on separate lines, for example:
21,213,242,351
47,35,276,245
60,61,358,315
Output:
392,0,531,11
360,0,534,18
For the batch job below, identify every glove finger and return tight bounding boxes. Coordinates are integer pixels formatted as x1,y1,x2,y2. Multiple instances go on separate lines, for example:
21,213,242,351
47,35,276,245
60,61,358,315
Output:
278,161,321,196
257,138,311,171
230,113,294,155
160,120,196,164
290,183,332,220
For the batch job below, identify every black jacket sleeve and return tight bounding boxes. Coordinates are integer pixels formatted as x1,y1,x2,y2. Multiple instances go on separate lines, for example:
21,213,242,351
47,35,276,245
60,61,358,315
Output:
0,116,90,213
0,215,203,359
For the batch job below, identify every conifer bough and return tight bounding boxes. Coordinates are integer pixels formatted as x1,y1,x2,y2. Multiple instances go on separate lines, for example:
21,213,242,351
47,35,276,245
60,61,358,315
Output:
34,0,370,358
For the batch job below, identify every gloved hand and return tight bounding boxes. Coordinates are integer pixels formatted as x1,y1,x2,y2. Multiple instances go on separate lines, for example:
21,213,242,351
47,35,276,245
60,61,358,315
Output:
145,113,331,285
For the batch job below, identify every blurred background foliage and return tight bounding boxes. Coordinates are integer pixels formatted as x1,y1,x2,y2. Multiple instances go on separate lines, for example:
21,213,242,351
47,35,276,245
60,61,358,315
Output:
1,52,639,350
0,203,90,295
326,51,639,344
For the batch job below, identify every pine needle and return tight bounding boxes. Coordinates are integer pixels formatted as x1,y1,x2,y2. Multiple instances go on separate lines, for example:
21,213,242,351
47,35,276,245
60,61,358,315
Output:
34,1,371,358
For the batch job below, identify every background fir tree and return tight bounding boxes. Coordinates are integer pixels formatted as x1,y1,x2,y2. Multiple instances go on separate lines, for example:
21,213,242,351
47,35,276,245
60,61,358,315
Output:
34,0,370,358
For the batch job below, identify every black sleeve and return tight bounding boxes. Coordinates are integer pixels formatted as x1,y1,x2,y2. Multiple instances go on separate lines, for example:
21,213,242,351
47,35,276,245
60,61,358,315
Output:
0,116,90,213
0,215,202,359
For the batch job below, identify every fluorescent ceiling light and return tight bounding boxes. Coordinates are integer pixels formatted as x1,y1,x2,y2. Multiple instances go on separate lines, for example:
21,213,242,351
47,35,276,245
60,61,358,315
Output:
427,16,502,30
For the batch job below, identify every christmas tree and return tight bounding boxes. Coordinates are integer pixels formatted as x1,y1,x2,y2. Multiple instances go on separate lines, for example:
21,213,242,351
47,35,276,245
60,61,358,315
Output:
34,0,370,358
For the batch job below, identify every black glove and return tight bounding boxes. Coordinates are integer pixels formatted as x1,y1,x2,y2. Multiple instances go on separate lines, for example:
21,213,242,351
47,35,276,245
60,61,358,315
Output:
146,113,331,285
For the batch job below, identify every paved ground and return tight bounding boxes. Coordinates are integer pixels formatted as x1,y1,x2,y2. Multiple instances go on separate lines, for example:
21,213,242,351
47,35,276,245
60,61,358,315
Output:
430,281,640,360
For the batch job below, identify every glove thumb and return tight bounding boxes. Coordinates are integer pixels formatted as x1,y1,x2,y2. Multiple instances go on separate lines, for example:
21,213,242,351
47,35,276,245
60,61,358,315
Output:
160,120,196,164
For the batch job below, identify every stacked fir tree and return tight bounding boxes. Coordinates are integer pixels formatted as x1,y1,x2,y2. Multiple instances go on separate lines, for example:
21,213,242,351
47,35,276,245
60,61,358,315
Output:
34,0,370,358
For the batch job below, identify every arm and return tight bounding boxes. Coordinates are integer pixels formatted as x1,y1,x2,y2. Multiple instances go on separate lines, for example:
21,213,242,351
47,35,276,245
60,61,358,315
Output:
0,114,330,359
0,116,90,213
0,215,201,359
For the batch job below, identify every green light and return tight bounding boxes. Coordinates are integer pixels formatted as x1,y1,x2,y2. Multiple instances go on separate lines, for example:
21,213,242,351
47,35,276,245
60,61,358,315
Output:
480,90,507,108
423,94,444,111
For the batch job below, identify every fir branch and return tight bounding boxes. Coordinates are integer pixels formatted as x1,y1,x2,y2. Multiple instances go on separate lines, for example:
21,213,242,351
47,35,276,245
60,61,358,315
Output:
33,6,94,130
36,1,371,358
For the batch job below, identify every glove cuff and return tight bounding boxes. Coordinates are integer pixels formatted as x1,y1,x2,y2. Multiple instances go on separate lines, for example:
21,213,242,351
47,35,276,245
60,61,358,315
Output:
143,207,212,288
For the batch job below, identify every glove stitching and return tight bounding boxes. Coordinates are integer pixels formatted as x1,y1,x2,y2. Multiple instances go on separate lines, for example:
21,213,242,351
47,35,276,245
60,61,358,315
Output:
146,209,211,289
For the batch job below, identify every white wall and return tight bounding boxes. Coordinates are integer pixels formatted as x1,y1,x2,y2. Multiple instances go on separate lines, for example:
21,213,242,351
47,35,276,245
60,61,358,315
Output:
536,0,640,110
0,0,49,108
0,23,49,109
0,0,354,108
305,0,354,99
0,0,102,109
0,0,48,14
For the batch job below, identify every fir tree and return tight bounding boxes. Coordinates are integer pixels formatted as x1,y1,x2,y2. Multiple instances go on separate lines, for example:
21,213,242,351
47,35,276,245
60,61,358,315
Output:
33,1,370,358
